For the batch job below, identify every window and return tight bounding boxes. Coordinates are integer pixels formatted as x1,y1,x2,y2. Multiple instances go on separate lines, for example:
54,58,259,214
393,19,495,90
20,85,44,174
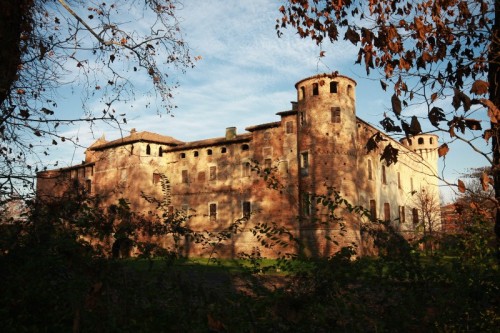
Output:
153,172,161,185
430,138,434,144
241,144,249,151
398,172,402,189
242,201,251,219
330,81,338,93
85,179,92,193
221,147,227,154
410,177,414,193
384,203,391,221
146,144,151,155
418,137,424,144
181,170,188,183
209,166,217,181
370,200,377,221
209,203,217,221
331,107,341,123
312,82,319,95
180,152,186,159
300,86,305,100
264,131,271,140
399,206,406,223
242,162,251,177
198,171,206,182
194,151,199,157
279,160,289,175
264,158,272,171
347,84,353,98
286,121,294,134
300,111,306,126
302,193,312,216
368,160,373,180
408,139,413,146
382,165,387,185
300,152,309,176
412,208,419,224
207,149,213,155
159,147,163,157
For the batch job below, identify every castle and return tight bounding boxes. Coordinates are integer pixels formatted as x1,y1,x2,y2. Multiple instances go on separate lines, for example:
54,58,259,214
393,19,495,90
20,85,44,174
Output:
37,73,440,257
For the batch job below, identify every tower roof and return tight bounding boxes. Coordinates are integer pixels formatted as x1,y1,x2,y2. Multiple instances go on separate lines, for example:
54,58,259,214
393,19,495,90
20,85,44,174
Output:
88,131,183,151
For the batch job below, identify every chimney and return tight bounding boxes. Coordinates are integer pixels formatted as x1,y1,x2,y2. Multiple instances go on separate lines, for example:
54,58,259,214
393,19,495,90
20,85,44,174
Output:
225,127,236,140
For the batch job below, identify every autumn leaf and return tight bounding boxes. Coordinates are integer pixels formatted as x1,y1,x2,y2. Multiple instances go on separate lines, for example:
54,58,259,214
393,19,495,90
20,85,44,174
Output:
344,27,360,45
391,93,402,118
410,116,422,135
19,109,30,119
431,92,438,102
438,143,449,157
470,80,489,95
483,129,492,143
428,107,446,126
480,98,500,123
457,179,466,193
464,118,482,131
380,80,388,91
480,172,493,191
380,143,399,166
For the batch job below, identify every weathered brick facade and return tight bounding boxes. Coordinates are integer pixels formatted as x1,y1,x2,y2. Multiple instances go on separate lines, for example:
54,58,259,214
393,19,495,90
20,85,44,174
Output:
37,73,440,258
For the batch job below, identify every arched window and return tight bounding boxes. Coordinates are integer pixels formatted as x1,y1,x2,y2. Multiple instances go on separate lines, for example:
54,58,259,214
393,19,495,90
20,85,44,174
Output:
146,144,151,155
429,137,434,144
221,147,227,153
180,152,186,159
408,139,413,146
418,137,424,144
312,82,319,96
194,151,199,157
207,149,213,155
158,147,163,157
241,144,249,151
368,160,373,180
300,86,305,100
382,165,387,184
347,84,353,98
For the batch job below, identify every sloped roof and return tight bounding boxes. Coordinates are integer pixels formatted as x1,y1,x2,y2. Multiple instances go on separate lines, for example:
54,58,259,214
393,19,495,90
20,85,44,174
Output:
245,121,281,132
88,131,184,151
167,133,252,152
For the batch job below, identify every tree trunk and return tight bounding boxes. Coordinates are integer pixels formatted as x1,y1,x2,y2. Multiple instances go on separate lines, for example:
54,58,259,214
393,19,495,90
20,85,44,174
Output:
0,0,31,108
490,0,500,261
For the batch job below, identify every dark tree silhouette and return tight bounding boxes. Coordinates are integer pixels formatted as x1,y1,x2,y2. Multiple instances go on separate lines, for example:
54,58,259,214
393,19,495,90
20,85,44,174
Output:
0,0,192,196
277,0,500,258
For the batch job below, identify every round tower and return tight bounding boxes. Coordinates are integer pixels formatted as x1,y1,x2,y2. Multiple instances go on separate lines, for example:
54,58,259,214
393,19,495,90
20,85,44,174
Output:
295,73,358,204
400,134,439,176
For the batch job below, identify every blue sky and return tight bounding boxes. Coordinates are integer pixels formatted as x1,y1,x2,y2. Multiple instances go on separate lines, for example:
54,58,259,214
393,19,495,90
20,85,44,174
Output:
45,0,491,203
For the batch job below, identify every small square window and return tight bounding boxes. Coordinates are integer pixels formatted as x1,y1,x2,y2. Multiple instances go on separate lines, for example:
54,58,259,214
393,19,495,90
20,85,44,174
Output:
285,121,294,134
